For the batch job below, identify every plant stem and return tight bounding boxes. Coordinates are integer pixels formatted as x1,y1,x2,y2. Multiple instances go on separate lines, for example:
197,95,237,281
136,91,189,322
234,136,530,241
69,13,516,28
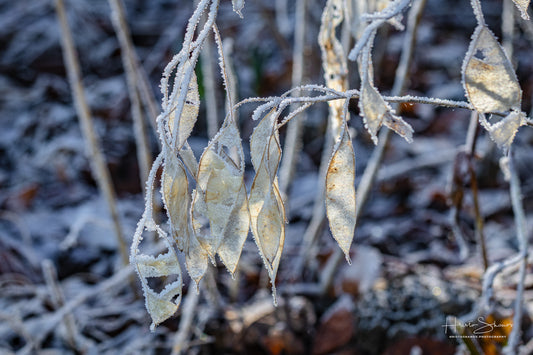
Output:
279,0,308,198
55,0,129,268
109,0,152,187
504,148,529,353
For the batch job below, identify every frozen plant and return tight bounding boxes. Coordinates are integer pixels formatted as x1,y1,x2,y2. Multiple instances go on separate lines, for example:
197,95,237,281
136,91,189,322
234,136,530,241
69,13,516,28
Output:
126,1,532,352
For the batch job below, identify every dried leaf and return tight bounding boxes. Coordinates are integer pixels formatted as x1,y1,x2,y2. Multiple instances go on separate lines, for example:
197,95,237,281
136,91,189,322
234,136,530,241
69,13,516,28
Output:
326,125,356,262
185,214,209,288
512,0,530,20
192,122,249,273
481,111,526,153
217,180,250,275
168,61,200,149
319,0,348,93
232,0,245,18
462,25,522,113
249,113,285,291
359,79,413,144
161,153,189,251
135,249,182,330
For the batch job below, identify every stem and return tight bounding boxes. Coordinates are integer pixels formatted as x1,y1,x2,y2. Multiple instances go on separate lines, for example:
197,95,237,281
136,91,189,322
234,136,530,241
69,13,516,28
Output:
279,0,308,198
109,0,152,187
469,0,486,26
55,0,129,268
198,3,220,139
504,148,529,353
465,114,488,270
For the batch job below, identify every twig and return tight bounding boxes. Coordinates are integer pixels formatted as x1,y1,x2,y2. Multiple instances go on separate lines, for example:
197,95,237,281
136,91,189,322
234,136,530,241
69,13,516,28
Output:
41,259,84,351
198,0,220,139
109,0,152,187
504,148,529,354
348,0,412,61
54,0,129,268
502,0,516,59
279,0,308,199
36,265,134,347
171,290,200,355
465,113,488,270
469,0,486,26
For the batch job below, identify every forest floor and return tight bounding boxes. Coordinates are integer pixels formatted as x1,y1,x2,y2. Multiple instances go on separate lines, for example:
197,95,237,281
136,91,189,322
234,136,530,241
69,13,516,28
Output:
1,0,533,354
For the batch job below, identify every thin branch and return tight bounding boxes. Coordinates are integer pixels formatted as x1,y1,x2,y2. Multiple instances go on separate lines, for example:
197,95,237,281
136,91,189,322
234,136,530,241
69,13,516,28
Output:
54,0,129,268
279,0,308,198
109,0,152,187
171,290,200,355
504,148,529,353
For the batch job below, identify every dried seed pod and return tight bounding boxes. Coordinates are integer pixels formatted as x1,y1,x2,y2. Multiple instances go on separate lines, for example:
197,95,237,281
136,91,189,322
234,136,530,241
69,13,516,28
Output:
249,111,285,295
161,153,190,251
326,124,356,262
192,122,249,275
134,247,183,331
168,61,200,149
462,25,521,114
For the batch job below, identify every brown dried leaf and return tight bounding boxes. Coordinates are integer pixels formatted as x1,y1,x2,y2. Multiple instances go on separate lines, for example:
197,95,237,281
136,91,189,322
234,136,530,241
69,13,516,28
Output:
326,126,356,261
135,250,182,330
359,79,413,144
319,0,348,93
161,153,189,251
463,25,522,113
512,0,530,20
168,61,200,149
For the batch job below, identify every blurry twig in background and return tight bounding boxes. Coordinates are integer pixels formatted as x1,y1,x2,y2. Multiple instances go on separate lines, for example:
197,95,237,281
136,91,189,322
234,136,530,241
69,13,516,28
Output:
504,148,529,354
279,0,308,199
109,0,152,187
54,0,130,269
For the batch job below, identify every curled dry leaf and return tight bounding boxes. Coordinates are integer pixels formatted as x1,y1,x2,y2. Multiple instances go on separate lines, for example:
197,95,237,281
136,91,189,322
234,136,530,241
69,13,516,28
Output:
319,0,348,93
249,112,285,292
192,122,249,275
134,248,183,331
479,111,527,154
512,0,531,20
326,125,356,262
162,153,189,251
168,61,200,149
462,25,522,114
359,79,413,144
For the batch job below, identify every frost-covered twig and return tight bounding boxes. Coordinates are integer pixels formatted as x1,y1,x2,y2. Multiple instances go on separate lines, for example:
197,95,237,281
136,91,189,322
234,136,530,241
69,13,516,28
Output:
348,0,412,61
55,0,129,268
